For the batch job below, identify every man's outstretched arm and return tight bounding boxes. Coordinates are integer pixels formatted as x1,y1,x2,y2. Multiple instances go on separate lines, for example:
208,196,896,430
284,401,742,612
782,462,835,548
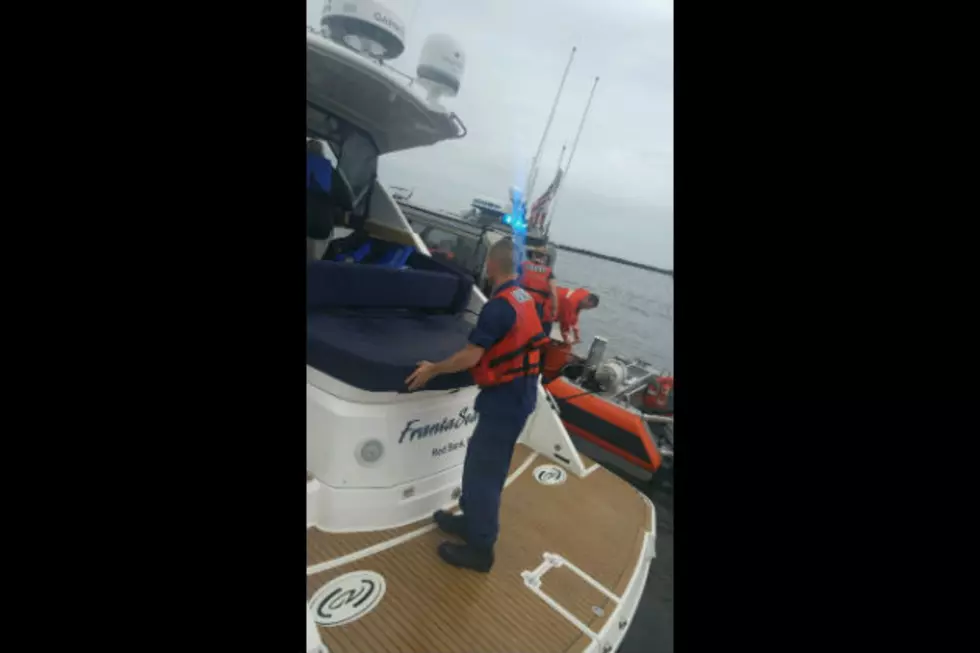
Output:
433,344,486,375
406,344,486,390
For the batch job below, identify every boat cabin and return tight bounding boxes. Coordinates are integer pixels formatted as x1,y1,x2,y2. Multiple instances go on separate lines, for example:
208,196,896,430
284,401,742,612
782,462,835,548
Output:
463,195,510,226
306,30,465,255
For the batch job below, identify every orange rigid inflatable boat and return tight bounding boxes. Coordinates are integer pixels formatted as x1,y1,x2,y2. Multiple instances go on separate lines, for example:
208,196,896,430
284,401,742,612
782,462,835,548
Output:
542,338,673,478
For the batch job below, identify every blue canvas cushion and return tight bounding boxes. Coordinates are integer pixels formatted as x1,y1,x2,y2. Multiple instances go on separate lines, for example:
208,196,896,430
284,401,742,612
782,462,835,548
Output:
404,252,474,314
306,252,479,391
307,312,476,392
334,241,414,268
307,260,463,313
323,237,475,313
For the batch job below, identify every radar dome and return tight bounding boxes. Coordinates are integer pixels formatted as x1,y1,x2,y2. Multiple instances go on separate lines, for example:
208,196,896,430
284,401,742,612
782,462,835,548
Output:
417,34,466,103
321,0,406,60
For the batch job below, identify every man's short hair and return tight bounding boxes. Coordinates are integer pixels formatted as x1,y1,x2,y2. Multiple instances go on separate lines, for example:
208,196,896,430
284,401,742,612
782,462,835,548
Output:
489,237,517,274
586,293,600,307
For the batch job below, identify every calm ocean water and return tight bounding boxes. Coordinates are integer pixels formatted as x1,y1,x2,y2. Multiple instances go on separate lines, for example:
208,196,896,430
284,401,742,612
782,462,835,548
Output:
551,248,674,371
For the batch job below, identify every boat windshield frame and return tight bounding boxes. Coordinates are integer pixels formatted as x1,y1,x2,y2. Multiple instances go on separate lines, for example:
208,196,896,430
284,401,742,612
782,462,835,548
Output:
308,100,379,223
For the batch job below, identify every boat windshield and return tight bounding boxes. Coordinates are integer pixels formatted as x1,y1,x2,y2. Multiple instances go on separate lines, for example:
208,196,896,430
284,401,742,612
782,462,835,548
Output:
309,105,379,222
469,207,507,227
336,130,377,216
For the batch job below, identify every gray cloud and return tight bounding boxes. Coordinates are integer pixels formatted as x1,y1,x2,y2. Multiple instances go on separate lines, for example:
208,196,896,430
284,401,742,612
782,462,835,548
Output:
307,0,673,268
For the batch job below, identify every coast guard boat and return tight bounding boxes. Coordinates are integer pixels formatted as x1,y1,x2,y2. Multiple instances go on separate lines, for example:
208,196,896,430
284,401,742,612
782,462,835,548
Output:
306,4,656,652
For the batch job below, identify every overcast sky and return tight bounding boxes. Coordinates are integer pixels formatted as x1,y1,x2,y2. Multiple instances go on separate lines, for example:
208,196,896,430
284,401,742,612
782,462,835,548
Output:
307,0,673,268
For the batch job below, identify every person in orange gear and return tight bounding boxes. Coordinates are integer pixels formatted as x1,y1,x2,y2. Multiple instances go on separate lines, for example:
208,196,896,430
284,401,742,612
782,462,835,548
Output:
518,250,559,337
406,237,546,573
556,286,600,344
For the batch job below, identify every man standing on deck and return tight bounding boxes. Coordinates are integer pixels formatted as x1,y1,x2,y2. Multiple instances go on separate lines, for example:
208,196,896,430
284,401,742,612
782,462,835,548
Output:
557,286,600,345
406,237,546,573
518,250,560,338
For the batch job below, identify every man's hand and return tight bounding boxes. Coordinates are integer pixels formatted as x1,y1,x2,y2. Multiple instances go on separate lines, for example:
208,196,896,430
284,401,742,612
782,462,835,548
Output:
406,361,439,391
405,344,484,391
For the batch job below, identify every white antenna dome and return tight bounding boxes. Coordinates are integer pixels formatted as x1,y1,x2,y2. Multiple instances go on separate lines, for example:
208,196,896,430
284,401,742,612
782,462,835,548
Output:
417,34,465,103
320,0,407,60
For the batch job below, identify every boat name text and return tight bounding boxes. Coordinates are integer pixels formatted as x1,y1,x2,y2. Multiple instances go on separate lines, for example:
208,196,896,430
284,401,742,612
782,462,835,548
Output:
373,12,405,36
399,407,478,444
432,439,466,457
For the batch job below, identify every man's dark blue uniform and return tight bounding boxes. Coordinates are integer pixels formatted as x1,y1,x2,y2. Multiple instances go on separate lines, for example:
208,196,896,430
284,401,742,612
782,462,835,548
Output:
457,280,538,550
405,238,543,572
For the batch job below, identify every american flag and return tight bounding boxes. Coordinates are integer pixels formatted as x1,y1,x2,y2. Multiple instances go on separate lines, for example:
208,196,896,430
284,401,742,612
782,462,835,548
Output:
528,168,563,230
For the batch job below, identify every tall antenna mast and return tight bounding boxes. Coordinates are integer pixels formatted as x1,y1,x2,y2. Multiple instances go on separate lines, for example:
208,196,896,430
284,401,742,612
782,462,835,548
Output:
545,75,599,237
525,46,577,202
556,143,568,170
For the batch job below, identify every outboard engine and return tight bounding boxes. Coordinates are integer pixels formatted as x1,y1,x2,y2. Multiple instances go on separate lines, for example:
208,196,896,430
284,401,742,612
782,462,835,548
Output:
571,336,609,391
594,359,628,395
584,336,608,369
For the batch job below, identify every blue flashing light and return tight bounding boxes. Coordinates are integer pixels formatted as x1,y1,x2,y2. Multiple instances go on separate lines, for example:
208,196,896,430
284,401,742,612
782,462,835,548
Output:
501,213,527,231
503,188,529,234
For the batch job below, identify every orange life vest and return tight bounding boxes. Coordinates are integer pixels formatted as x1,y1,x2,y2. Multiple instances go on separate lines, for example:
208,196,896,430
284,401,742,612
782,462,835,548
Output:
519,261,556,321
558,287,591,331
471,285,548,387
643,376,674,411
430,247,455,261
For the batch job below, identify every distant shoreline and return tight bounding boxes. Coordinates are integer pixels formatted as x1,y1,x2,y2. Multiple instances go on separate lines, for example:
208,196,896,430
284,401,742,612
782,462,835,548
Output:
554,242,673,277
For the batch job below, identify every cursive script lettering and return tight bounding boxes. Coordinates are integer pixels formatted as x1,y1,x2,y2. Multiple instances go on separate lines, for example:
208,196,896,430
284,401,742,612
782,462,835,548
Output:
399,407,478,444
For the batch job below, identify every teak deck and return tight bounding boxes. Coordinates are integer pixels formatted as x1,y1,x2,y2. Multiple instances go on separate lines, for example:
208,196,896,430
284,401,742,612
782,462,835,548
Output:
307,445,651,653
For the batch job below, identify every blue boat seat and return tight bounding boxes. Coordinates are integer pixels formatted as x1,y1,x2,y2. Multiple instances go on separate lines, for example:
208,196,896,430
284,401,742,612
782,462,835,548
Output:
307,260,476,392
